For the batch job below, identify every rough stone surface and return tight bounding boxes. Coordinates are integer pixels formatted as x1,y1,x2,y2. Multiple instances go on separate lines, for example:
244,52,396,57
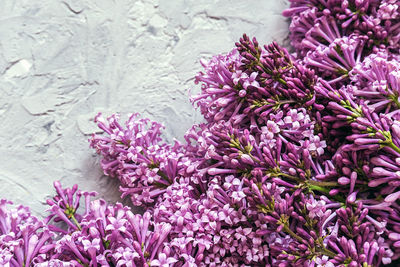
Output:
0,0,289,215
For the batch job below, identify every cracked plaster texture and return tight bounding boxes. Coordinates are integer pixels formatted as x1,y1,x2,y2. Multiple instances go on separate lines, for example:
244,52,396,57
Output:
0,0,289,215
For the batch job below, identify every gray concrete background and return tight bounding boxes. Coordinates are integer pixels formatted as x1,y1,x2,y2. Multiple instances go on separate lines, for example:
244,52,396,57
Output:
0,0,289,215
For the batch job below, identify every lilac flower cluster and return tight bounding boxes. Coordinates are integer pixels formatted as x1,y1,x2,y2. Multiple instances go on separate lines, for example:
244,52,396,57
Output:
284,0,400,85
89,113,185,207
3,1,400,266
284,0,400,54
1,181,175,266
88,28,400,265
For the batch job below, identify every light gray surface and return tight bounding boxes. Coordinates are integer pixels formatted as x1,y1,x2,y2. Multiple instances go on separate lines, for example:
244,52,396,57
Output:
0,0,289,215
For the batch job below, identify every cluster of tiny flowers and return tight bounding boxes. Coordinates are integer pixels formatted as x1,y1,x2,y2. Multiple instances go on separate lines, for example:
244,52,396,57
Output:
3,1,400,266
284,0,400,86
1,181,174,266
283,0,400,55
89,113,185,207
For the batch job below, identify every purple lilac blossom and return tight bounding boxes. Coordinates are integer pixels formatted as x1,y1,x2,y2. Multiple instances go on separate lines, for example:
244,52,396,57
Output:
4,1,400,265
90,113,185,206
283,0,400,56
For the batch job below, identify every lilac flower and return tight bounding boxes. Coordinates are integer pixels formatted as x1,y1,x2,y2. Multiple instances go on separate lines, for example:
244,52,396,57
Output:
0,200,54,266
114,247,139,266
305,34,368,85
315,255,335,267
191,48,244,124
90,113,185,206
192,34,322,131
5,11,400,265
305,196,327,219
283,0,397,55
261,120,280,140
43,182,177,266
301,134,327,157
378,0,400,20
70,21,400,267
151,253,178,266
350,50,400,113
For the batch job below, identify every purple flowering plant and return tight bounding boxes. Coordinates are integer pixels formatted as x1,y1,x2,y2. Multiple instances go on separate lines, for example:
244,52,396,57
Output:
3,0,400,266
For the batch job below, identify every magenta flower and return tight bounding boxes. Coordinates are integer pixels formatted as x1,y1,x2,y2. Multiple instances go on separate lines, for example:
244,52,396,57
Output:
90,113,185,206
5,5,400,264
150,253,178,266
315,255,335,267
261,120,280,140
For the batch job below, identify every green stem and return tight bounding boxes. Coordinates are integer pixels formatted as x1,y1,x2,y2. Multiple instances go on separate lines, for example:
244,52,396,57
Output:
391,96,400,109
319,247,337,259
309,184,346,203
387,141,400,154
70,214,82,231
278,173,339,187
282,223,303,243
278,99,297,105
308,184,331,194
269,171,346,203
282,223,337,259
278,172,301,182
308,180,339,187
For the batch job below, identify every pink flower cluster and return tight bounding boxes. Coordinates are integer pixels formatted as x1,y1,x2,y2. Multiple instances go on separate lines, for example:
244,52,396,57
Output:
1,181,177,266
3,1,400,266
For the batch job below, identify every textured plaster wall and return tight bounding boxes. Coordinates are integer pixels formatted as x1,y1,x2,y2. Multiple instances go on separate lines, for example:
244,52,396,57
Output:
0,0,289,215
